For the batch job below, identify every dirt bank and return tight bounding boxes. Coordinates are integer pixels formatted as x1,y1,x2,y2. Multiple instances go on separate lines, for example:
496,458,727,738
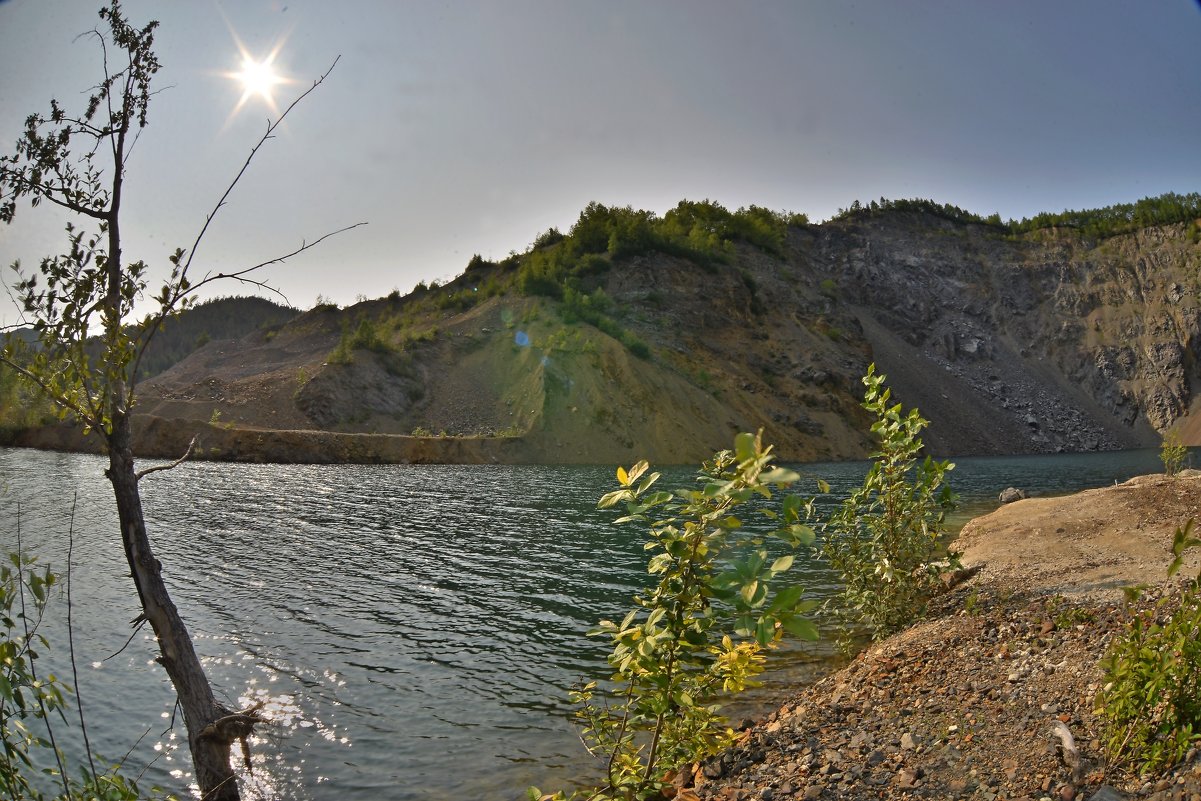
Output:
680,472,1201,801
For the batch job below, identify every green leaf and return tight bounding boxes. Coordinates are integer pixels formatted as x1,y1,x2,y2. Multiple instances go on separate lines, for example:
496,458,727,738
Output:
760,467,800,485
636,472,661,494
626,460,649,486
704,481,730,498
770,555,794,574
782,616,820,641
770,585,805,612
734,432,757,463
598,489,631,509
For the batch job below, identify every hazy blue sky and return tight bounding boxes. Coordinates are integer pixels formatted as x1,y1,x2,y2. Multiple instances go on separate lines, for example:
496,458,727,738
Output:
1,0,1199,325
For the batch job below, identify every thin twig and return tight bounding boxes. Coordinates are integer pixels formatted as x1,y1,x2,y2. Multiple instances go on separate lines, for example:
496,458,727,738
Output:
66,492,99,780
135,435,197,481
103,615,149,662
190,222,367,297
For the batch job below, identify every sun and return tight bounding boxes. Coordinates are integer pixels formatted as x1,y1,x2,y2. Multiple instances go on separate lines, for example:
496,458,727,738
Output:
223,37,291,117
235,54,283,105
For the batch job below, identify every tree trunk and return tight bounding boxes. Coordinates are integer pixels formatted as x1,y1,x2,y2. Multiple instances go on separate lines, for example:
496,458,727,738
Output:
106,413,241,800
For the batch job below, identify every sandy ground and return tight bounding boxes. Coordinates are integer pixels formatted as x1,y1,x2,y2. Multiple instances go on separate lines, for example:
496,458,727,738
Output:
955,471,1201,601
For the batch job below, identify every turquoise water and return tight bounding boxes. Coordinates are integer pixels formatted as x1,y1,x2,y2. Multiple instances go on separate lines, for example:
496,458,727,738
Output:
0,446,1169,799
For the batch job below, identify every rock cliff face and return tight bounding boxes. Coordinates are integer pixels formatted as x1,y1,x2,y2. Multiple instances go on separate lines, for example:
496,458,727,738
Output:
803,213,1199,455
112,209,1200,464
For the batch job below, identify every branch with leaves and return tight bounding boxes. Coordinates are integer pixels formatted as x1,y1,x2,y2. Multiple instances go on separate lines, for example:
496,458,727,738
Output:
539,432,821,801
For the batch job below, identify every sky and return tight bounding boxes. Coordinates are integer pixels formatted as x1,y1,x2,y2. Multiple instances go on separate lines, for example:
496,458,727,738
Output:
1,0,1199,325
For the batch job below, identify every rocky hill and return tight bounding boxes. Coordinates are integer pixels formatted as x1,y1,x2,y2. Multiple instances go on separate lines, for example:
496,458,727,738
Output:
7,196,1200,464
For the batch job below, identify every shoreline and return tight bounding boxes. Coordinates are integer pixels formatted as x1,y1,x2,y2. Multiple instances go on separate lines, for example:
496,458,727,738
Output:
678,472,1201,801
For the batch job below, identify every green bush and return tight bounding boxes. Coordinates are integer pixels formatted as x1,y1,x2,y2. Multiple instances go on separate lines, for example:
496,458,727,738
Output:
819,364,958,639
542,433,819,801
329,316,390,364
1099,520,1201,774
1161,430,1188,476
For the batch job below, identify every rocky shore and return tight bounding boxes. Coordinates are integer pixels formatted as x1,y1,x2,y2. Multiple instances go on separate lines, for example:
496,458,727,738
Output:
674,472,1201,801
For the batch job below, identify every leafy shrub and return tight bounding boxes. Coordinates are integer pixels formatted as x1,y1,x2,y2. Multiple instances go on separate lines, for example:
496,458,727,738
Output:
435,287,480,312
330,316,390,364
559,288,650,359
0,356,57,431
1099,520,1201,774
1161,430,1188,476
819,364,958,639
622,334,651,360
545,433,820,800
514,199,805,301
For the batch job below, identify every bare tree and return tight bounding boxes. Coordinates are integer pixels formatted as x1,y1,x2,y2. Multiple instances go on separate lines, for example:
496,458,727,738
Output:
0,3,361,798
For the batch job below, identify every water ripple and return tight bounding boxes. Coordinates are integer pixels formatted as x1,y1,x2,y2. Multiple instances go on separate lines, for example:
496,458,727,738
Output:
0,446,1169,800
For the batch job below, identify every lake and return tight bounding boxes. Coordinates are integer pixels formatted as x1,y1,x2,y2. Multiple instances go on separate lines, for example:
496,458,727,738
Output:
0,445,1169,799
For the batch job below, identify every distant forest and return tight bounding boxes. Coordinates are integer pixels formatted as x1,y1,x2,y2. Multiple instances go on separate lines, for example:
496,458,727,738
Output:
832,191,1201,239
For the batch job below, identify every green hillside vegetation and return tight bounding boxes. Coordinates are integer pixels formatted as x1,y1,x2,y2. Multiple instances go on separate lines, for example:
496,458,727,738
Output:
4,191,1198,463
389,199,809,361
511,200,807,299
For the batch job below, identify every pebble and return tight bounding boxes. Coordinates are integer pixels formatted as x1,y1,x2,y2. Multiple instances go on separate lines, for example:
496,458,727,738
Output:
686,586,1201,801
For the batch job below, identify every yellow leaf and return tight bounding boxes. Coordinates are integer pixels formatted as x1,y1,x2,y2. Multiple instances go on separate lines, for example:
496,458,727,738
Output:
617,465,629,486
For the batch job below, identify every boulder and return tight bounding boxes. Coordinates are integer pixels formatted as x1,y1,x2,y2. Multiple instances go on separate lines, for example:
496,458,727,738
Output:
999,487,1028,504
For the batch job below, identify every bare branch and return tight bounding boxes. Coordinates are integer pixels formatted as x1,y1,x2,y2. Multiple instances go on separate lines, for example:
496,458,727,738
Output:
1,282,31,329
178,57,342,285
103,615,149,663
135,435,198,481
128,58,353,393
193,222,367,296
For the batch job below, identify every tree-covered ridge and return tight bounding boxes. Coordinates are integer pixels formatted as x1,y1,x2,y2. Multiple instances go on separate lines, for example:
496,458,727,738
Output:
832,197,999,227
831,192,1201,239
1007,192,1201,238
501,199,808,300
